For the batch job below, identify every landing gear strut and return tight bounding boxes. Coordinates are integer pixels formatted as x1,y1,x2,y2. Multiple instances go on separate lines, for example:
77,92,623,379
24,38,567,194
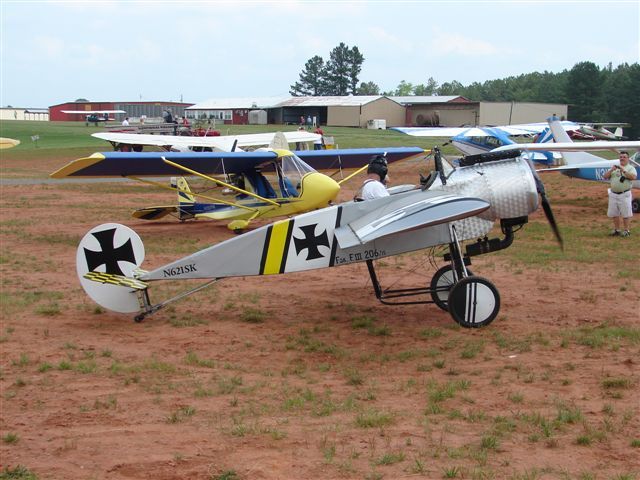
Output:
365,224,506,328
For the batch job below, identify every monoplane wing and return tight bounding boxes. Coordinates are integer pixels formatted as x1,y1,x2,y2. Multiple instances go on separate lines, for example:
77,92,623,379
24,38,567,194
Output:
392,125,536,137
50,147,427,179
582,122,631,127
495,141,640,153
334,192,490,248
92,131,321,151
0,137,21,149
50,151,279,178
392,121,579,138
62,110,126,114
297,147,426,170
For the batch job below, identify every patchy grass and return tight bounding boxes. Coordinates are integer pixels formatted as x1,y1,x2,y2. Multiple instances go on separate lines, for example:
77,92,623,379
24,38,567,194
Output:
2,432,19,444
166,405,196,423
355,408,395,428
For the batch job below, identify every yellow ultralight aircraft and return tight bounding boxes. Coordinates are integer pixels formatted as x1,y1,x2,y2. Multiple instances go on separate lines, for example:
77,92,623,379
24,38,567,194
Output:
50,147,425,231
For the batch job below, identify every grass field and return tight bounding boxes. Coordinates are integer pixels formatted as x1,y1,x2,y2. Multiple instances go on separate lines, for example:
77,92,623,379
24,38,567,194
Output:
0,119,455,156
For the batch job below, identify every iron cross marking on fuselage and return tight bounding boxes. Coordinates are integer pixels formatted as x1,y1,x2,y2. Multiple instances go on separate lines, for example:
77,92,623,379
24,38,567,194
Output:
293,224,330,261
84,228,136,276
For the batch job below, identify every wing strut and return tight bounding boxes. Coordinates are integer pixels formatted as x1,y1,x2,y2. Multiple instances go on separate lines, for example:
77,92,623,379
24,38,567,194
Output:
161,157,280,206
127,176,258,212
337,164,369,186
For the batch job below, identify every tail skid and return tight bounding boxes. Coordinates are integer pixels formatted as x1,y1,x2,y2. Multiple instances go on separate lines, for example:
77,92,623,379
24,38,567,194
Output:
132,278,219,322
83,267,220,322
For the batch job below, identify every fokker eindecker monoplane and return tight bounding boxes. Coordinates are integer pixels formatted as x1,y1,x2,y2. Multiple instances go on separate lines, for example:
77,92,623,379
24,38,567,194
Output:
75,140,586,328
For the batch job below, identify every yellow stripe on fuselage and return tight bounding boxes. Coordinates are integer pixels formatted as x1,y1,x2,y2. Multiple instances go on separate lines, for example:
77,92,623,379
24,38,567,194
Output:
262,219,292,274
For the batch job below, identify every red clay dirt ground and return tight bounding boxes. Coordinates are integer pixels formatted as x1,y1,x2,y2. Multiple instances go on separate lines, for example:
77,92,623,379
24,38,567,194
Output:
0,157,639,480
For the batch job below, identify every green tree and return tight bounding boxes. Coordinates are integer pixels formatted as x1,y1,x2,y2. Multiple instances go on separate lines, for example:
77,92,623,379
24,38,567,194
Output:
393,80,414,96
290,55,326,96
565,61,602,121
413,77,439,96
437,80,464,95
600,63,640,139
347,46,365,95
357,81,380,95
324,42,353,95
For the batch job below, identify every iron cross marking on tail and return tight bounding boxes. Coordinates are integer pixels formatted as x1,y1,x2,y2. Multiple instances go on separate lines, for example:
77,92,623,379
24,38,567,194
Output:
84,228,136,276
293,224,330,261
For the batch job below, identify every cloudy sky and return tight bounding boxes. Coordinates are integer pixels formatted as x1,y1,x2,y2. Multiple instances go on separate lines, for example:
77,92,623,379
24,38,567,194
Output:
1,0,638,107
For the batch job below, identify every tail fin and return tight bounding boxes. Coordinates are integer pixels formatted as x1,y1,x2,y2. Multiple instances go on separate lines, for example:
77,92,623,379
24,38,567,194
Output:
77,224,146,313
534,126,554,145
174,177,196,204
269,131,289,150
532,126,556,164
614,127,625,139
547,117,604,166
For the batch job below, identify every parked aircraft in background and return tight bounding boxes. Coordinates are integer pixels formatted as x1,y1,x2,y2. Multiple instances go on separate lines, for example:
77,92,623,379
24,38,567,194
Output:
576,123,630,140
534,117,640,212
92,130,322,152
0,137,20,149
392,122,577,165
62,110,126,126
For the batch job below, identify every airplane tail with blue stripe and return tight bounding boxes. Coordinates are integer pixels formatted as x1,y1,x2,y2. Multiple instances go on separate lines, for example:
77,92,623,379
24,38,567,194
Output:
174,177,196,205
531,126,557,165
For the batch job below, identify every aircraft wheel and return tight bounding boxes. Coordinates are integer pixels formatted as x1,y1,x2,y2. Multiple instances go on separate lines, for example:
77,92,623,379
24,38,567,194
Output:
429,265,473,311
447,276,500,328
632,197,639,214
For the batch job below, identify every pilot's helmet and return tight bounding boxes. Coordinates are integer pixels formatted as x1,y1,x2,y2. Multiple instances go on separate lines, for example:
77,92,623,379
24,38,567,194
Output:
367,155,388,182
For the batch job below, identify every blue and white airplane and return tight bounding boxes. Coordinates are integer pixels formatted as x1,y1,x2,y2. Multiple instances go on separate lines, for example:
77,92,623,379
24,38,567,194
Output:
393,122,578,165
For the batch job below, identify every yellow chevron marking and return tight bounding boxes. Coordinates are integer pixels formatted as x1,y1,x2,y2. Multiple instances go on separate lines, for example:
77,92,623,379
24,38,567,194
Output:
84,272,147,290
49,153,106,178
263,219,291,275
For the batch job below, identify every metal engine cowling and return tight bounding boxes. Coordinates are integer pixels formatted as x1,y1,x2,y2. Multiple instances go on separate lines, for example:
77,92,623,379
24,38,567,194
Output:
444,158,539,222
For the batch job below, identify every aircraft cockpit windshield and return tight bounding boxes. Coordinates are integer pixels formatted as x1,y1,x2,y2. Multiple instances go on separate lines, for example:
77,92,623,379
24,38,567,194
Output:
278,154,315,195
281,154,316,177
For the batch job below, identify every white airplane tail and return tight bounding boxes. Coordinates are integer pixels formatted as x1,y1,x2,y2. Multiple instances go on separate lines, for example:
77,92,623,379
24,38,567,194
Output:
269,131,289,150
548,117,604,166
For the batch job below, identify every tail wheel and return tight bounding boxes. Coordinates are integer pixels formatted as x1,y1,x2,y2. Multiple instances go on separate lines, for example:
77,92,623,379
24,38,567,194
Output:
430,265,473,311
447,276,500,328
632,197,639,214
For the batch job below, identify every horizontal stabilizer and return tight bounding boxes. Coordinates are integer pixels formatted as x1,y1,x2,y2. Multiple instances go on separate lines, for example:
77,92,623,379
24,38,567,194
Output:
132,206,178,220
335,194,490,248
84,271,148,290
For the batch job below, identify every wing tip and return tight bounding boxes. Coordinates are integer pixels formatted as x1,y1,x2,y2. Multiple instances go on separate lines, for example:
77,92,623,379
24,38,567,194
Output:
50,152,106,178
